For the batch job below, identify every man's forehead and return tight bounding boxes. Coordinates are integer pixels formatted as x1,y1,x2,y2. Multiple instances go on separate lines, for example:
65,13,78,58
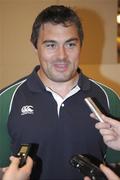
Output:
38,22,80,44
40,22,76,30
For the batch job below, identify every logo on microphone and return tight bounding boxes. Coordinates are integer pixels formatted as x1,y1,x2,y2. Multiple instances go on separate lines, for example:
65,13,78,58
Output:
21,105,34,115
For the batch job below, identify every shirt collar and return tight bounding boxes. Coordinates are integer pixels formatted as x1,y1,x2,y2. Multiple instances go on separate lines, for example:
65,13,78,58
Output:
27,65,91,93
27,66,46,93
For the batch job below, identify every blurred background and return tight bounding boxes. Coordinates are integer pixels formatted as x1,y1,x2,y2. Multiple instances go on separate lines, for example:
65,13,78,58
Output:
0,0,120,95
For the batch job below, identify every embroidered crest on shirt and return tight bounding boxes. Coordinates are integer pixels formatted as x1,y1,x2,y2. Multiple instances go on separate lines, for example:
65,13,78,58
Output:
21,105,34,115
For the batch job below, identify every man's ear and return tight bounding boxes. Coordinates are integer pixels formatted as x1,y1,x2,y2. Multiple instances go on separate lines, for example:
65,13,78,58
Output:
30,43,37,52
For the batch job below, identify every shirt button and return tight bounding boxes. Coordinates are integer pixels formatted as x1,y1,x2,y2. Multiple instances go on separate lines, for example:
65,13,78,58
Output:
61,103,64,107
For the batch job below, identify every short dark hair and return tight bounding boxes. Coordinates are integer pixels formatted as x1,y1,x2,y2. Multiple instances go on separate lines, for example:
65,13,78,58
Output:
30,5,84,49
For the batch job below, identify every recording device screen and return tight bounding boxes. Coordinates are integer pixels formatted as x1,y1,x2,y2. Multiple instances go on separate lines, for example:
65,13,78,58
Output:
18,145,28,155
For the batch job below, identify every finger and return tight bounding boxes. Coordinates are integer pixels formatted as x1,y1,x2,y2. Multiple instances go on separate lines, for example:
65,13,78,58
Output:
2,167,8,173
99,128,117,136
103,135,117,143
19,156,33,176
8,156,20,170
100,164,120,180
90,113,105,122
25,156,33,170
101,115,120,128
102,133,117,141
90,113,98,120
95,122,111,129
96,123,119,139
91,113,120,129
9,156,14,161
84,176,91,180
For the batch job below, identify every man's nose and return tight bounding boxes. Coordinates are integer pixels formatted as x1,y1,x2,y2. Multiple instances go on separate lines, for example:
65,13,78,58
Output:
57,46,67,60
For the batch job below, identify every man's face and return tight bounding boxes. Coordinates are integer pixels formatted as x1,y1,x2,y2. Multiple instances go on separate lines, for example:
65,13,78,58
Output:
37,22,81,83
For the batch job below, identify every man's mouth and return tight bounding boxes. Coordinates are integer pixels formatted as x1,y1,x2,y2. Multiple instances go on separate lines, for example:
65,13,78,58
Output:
54,63,68,72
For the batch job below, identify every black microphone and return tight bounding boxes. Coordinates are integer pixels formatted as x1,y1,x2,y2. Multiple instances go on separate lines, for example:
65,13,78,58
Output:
16,143,39,168
70,154,107,180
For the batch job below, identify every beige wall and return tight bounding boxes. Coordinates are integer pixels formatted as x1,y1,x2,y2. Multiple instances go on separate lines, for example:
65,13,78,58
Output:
0,0,120,95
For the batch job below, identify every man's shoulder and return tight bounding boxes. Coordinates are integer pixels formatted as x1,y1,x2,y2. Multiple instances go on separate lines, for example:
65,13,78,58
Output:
89,79,119,99
79,72,119,99
89,79,120,118
0,76,28,97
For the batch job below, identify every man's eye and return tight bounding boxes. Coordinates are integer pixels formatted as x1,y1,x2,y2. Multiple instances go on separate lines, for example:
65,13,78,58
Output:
45,43,56,49
66,42,76,48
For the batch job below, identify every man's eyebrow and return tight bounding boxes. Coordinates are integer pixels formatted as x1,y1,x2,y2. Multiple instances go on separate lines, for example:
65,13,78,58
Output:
42,40,56,44
65,38,79,43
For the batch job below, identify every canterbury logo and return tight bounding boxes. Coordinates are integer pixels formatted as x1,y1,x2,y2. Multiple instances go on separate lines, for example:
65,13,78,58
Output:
21,105,34,115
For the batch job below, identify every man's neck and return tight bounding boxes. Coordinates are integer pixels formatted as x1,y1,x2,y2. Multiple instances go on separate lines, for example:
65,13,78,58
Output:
46,80,78,98
38,71,79,98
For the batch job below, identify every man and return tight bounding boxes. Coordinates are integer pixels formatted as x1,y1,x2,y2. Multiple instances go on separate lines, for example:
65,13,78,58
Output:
0,5,120,180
